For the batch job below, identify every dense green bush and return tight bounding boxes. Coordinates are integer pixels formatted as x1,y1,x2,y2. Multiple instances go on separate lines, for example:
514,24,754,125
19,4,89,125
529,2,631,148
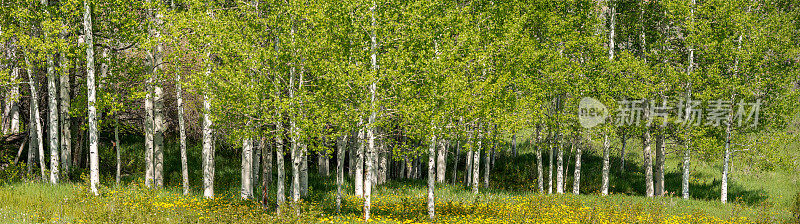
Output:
0,154,26,185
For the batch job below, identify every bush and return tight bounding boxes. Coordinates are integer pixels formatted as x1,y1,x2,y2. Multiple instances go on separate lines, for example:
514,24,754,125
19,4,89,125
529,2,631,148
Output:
0,154,26,185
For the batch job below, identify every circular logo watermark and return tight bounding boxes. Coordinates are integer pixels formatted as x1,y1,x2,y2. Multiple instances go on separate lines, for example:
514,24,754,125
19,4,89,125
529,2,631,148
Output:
579,97,608,128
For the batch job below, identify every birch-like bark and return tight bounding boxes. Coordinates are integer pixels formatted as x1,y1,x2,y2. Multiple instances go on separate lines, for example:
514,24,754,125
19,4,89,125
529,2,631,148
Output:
682,0,696,201
241,137,253,199
483,137,491,188
436,138,446,183
202,69,214,199
47,45,59,184
472,126,481,194
427,133,436,220
273,36,285,212
548,131,554,194
177,70,189,194
601,132,610,196
721,101,734,204
84,0,99,195
59,33,70,174
536,126,544,193
465,149,473,186
355,119,364,196
572,136,583,195
643,101,654,197
115,118,120,186
143,0,156,188
336,134,346,214
556,133,564,194
25,55,45,181
364,4,377,219
4,65,20,135
655,130,665,197
261,137,270,207
300,143,308,197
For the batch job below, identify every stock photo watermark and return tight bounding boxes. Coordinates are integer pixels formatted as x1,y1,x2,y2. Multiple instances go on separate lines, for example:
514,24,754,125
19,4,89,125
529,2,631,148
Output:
579,97,762,129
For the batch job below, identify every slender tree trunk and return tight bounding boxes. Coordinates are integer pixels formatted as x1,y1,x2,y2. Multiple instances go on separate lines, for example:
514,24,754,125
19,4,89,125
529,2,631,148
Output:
4,66,20,135
483,138,491,188
548,131,554,194
253,139,260,190
202,70,214,199
452,138,459,185
682,0,696,200
364,5,378,219
275,121,285,212
58,34,70,176
427,133,436,220
643,102,654,197
355,120,364,197
151,4,166,189
47,48,59,184
115,118,121,186
25,58,45,182
655,130,665,197
336,134,346,214
436,138,446,183
300,143,308,197
177,71,189,195
261,137,270,207
472,127,481,194
318,151,329,176
601,132,610,196
682,86,693,200
556,133,564,194
536,126,544,193
512,133,517,157
573,136,583,195
721,104,734,204
242,137,253,199
465,150,472,187
83,0,98,195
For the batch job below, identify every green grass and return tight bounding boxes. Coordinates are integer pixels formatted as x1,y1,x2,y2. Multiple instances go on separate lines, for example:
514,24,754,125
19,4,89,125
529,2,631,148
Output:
0,135,797,223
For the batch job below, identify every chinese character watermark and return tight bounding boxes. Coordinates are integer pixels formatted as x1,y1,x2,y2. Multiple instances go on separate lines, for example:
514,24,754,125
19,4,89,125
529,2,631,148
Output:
578,97,762,129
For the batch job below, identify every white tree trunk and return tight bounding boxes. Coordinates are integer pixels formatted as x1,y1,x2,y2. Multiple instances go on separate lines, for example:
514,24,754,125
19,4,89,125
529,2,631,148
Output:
427,134,436,220
643,103,654,197
115,118,121,186
336,134,346,214
556,134,564,194
176,71,189,194
25,55,45,181
300,143,308,197
601,132,610,196
465,150,472,187
84,0,99,195
275,121,285,211
47,48,59,184
548,132,554,194
682,0,696,200
573,136,583,195
483,140,491,188
452,138,460,185
536,127,544,193
472,128,481,194
355,120,364,197
241,137,253,199
202,70,214,198
721,110,733,204
364,4,377,220
58,37,70,175
436,139,446,183
318,152,329,176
